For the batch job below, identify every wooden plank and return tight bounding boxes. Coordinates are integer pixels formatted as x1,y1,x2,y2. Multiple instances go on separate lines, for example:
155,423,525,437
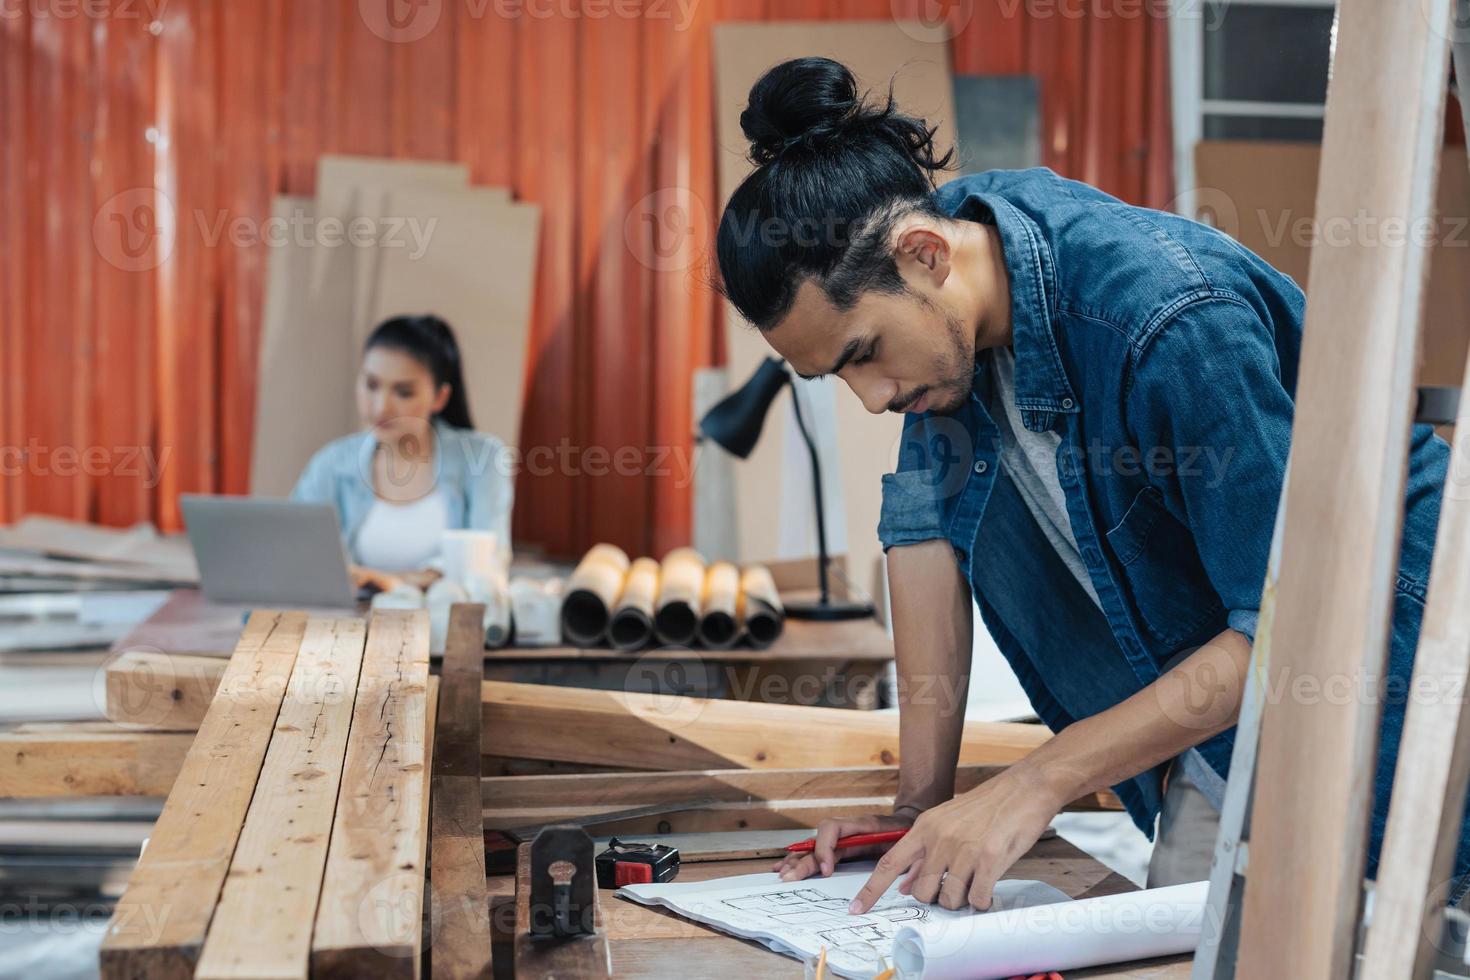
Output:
312,610,431,978
99,611,308,980
195,619,368,980
481,766,1120,811
1362,37,1470,972
1235,0,1455,974
104,650,227,731
513,841,611,979
431,605,491,980
480,681,1049,770
0,723,189,798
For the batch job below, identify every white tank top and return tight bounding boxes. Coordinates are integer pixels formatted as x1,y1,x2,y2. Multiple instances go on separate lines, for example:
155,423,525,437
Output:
352,491,449,571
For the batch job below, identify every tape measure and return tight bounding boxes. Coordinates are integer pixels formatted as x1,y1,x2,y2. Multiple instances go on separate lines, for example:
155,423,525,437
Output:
595,838,681,888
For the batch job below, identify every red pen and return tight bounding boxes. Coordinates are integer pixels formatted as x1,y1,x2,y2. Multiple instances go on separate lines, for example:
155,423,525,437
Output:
785,829,908,853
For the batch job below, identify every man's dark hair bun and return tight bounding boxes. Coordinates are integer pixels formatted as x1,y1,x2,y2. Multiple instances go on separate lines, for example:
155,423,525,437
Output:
737,56,952,175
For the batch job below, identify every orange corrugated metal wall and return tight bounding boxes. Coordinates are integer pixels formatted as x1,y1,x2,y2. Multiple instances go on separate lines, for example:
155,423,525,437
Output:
0,0,1172,558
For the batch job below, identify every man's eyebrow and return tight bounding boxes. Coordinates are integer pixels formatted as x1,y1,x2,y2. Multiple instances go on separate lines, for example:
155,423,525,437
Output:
794,338,861,382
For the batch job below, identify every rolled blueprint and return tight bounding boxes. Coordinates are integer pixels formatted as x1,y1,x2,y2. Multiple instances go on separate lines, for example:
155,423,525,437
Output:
696,561,741,650
891,880,1209,979
560,543,630,647
608,556,660,651
737,563,784,649
654,546,705,646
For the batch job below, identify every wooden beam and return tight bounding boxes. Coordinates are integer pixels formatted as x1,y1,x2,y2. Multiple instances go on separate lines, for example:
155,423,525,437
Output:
100,611,308,980
431,605,491,980
104,649,227,731
194,619,368,980
312,610,432,979
481,765,1121,811
0,722,188,797
1236,0,1455,974
513,841,611,979
480,681,1048,770
104,667,1052,771
1362,32,1470,965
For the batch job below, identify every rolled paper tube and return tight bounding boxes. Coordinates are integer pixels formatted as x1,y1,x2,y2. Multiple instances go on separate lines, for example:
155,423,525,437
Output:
697,561,742,650
560,543,630,647
738,563,785,649
607,557,660,652
467,572,512,648
654,546,705,646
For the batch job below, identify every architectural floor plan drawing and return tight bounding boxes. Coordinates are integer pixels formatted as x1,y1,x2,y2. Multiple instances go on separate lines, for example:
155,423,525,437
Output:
619,864,1070,978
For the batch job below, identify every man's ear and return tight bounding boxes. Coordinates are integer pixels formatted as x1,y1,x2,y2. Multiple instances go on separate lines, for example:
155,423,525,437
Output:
894,224,953,286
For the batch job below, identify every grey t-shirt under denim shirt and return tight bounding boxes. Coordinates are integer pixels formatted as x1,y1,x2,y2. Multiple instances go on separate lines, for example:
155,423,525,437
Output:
987,344,1225,811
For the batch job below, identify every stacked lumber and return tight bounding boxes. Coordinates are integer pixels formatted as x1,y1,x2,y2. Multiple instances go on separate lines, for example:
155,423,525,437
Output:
561,544,786,651
97,609,434,980
93,654,1051,773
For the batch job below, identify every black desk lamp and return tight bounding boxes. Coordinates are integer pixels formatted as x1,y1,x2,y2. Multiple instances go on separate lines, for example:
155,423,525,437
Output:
698,356,875,621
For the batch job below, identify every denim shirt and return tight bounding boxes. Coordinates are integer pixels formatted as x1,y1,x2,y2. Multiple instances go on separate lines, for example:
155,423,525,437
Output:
290,419,514,564
877,169,1463,887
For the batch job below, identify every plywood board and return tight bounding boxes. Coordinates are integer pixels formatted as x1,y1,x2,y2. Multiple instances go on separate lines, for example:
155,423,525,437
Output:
195,618,368,980
100,611,308,980
312,610,431,978
371,187,540,453
1235,0,1454,974
712,22,957,607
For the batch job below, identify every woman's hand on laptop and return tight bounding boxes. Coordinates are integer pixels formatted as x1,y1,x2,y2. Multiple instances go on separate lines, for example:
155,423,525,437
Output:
350,565,442,594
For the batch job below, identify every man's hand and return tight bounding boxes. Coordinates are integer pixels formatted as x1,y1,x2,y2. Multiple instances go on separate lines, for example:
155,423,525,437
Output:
772,813,915,881
849,764,1063,914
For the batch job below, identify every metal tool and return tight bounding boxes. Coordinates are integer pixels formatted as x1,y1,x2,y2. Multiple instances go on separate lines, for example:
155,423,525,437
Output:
527,826,597,941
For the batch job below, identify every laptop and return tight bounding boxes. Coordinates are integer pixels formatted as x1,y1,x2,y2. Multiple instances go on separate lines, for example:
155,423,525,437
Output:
180,496,357,608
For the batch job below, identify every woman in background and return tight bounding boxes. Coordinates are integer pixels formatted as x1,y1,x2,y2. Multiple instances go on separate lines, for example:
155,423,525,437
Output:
292,315,513,591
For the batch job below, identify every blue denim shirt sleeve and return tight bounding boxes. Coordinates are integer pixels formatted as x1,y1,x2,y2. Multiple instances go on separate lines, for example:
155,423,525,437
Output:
877,412,973,551
290,443,339,507
1127,297,1294,642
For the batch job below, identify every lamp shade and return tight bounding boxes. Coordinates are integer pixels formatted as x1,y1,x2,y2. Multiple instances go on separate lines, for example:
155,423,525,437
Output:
698,356,791,459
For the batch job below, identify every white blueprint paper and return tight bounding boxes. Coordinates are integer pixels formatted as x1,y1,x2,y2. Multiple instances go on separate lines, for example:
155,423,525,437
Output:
617,863,1069,979
891,880,1210,978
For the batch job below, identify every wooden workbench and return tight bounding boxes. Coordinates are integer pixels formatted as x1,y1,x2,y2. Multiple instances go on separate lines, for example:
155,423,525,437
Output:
490,835,1191,978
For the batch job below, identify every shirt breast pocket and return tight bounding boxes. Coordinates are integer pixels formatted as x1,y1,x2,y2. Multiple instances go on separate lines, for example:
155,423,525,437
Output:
1105,485,1224,648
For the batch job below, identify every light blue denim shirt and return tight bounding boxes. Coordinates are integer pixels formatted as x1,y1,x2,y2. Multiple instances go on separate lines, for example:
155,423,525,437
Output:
877,169,1463,894
290,419,514,564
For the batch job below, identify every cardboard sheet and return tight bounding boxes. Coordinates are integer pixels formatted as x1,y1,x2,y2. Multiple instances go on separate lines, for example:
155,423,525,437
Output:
369,187,540,454
249,196,358,496
712,22,958,612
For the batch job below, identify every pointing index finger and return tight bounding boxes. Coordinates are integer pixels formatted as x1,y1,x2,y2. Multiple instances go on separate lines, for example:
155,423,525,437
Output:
848,836,922,914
